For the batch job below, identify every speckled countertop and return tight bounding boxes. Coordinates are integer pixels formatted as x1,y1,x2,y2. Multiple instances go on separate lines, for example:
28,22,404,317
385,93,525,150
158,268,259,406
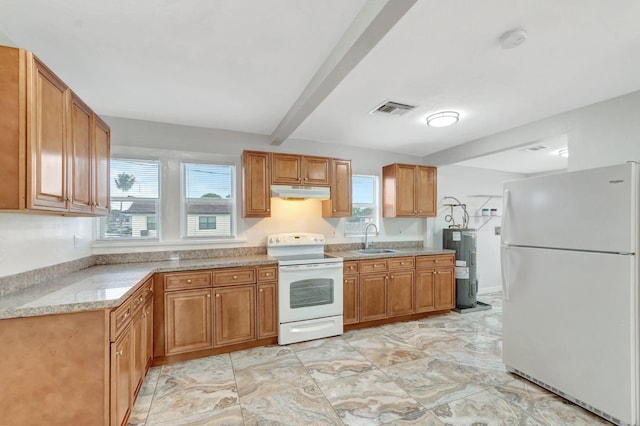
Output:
0,248,455,320
0,255,276,320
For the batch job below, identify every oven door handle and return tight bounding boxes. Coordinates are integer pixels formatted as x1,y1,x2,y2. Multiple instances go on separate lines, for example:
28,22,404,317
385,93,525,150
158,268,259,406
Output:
279,263,343,271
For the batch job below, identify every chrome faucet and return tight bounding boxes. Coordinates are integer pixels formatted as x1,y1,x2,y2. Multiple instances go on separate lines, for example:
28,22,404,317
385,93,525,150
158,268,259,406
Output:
364,223,378,250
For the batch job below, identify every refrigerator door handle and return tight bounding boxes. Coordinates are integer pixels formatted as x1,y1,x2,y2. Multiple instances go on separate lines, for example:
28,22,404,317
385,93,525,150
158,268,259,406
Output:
501,189,510,245
500,245,509,301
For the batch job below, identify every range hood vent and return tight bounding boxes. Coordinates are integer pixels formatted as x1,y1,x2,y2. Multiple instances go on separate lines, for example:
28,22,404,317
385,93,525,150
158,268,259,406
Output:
271,185,330,200
369,101,415,116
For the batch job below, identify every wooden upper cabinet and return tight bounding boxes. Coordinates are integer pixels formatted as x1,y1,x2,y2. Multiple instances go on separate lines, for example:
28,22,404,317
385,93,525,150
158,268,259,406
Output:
28,56,69,212
242,151,271,218
322,158,352,218
0,46,110,216
382,163,437,217
271,153,330,185
93,115,111,215
69,93,93,214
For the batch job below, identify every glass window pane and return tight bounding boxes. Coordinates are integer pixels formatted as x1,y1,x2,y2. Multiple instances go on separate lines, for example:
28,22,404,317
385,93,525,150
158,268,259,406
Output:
346,175,378,236
98,158,159,240
183,163,234,238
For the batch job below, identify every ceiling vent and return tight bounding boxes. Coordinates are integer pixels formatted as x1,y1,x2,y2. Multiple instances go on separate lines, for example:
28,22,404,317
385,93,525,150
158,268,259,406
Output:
520,145,549,152
369,101,416,116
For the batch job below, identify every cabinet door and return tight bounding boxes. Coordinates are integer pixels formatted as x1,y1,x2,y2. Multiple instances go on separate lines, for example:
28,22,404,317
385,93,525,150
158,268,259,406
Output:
415,166,436,217
395,164,416,216
415,269,435,313
93,115,110,215
434,267,455,310
144,298,154,370
165,289,213,355
257,282,277,338
359,273,387,322
28,56,69,211
302,156,330,185
214,285,256,346
388,270,414,317
323,159,352,217
343,274,359,325
242,151,271,217
110,329,132,426
131,309,145,397
271,153,301,184
68,93,93,214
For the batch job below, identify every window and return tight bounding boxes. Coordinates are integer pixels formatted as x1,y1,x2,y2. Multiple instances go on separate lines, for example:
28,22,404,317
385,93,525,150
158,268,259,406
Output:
98,158,160,240
198,216,217,230
183,162,234,238
346,175,378,236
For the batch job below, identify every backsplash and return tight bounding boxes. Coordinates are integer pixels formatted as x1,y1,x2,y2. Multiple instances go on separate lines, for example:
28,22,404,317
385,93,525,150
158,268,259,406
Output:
0,240,424,296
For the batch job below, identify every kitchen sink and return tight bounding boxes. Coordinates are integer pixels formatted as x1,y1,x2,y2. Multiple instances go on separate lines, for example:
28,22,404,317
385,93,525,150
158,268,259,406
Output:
352,249,399,255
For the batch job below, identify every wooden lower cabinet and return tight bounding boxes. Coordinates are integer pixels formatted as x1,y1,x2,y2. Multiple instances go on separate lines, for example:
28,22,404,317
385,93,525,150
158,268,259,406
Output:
144,298,154,369
359,273,388,321
214,285,256,346
388,270,414,317
434,267,455,310
258,282,278,338
415,269,436,313
165,288,213,355
131,308,146,397
343,274,359,325
111,329,132,426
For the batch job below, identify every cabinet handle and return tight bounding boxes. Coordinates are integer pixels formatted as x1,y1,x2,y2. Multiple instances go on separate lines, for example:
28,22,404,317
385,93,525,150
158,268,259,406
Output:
187,279,192,284
115,350,123,356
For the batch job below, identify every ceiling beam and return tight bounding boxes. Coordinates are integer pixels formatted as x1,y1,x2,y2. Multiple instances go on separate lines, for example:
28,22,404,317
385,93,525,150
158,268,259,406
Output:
270,0,417,146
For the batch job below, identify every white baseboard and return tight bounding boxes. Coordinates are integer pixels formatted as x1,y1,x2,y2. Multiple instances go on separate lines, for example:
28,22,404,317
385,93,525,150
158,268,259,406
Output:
479,285,502,295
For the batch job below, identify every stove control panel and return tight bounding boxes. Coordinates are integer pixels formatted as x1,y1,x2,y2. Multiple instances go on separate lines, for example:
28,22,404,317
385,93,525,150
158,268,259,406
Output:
267,233,325,247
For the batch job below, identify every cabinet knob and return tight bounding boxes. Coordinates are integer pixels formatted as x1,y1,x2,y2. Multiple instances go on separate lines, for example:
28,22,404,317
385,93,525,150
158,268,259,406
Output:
187,279,192,284
115,350,123,356
124,312,130,318
333,209,337,213
390,275,394,279
265,272,270,276
216,294,220,298
418,210,422,213
141,313,146,318
267,208,270,212
207,294,211,298
435,260,439,263
400,262,404,265
233,275,237,279
259,288,263,292
96,203,101,207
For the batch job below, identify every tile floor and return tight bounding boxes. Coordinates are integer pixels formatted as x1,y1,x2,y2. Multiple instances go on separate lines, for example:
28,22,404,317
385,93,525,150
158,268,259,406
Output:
128,292,611,425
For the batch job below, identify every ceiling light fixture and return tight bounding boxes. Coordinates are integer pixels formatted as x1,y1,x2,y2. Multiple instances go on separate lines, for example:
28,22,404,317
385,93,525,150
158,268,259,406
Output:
426,111,459,128
558,148,569,158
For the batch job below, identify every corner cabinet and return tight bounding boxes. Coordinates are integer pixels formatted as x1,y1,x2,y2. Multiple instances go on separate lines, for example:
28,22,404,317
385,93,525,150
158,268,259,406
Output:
0,46,110,215
382,164,437,217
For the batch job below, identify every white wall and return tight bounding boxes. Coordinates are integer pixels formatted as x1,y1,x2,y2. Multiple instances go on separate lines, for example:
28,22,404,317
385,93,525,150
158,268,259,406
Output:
432,165,527,294
93,117,429,253
423,89,640,172
0,214,93,277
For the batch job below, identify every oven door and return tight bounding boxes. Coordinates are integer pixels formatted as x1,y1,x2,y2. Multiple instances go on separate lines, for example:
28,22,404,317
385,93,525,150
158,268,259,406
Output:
278,262,343,324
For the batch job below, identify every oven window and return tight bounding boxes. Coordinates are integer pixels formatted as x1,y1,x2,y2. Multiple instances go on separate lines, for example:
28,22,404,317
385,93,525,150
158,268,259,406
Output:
290,278,334,309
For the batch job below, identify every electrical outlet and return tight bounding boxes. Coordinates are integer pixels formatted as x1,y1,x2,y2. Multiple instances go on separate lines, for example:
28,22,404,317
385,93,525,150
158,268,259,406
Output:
73,235,80,248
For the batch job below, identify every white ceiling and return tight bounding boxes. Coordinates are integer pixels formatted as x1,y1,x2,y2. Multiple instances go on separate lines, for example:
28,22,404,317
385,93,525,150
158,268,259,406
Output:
2,0,640,172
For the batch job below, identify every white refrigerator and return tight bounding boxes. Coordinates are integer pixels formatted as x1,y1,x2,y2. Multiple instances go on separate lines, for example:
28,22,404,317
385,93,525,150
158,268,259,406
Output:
501,162,639,426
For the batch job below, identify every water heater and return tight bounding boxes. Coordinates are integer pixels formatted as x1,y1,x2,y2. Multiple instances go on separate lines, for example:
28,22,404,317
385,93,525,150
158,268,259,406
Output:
442,228,478,309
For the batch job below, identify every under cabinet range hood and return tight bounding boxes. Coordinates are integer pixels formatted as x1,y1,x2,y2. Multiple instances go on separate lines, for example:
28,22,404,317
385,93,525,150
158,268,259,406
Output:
271,185,330,200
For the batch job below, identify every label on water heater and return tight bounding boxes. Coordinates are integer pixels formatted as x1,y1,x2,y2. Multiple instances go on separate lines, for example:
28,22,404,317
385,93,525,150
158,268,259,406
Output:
455,260,467,267
455,266,469,279
452,231,461,241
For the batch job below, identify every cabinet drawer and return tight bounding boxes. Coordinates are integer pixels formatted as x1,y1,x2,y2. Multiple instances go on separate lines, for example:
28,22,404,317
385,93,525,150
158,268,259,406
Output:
164,271,212,291
415,254,455,269
388,256,414,270
130,285,147,313
110,301,132,342
214,267,256,287
257,265,277,282
344,261,359,274
359,259,388,274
